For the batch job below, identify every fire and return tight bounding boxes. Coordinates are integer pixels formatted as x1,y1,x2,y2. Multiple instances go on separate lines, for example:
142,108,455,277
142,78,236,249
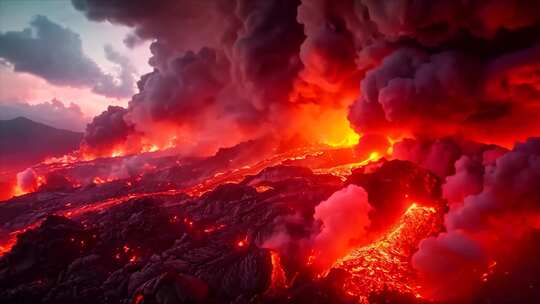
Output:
268,250,288,292
323,124,360,148
292,103,361,148
332,203,442,302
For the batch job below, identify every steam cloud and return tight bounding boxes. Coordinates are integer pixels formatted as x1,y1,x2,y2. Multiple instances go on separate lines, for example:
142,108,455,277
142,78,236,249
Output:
311,184,372,271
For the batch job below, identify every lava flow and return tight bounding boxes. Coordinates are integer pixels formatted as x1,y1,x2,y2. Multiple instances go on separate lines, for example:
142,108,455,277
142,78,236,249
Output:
2,1,540,303
334,203,442,302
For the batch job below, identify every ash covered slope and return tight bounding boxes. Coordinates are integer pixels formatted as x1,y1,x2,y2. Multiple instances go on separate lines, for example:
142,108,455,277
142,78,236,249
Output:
0,117,82,172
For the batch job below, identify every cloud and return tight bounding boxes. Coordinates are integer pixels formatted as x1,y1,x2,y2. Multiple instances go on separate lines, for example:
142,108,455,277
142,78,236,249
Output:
0,15,136,98
412,137,540,300
93,45,137,98
0,99,89,132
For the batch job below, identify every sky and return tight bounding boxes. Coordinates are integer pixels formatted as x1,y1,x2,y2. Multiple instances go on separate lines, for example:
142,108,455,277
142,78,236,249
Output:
0,0,152,131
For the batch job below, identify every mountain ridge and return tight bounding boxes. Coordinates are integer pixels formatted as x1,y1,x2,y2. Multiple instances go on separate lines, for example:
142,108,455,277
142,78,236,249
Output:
0,116,83,172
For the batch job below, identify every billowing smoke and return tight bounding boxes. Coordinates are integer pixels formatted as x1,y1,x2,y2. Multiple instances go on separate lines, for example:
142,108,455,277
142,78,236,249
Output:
76,0,311,156
311,184,373,271
263,184,373,273
72,0,540,158
413,137,540,300
70,1,540,299
82,106,134,155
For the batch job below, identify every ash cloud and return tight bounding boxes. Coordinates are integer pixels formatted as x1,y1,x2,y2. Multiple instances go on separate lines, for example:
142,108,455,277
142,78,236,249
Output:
413,137,540,300
83,106,133,153
76,0,310,155
71,0,540,155
0,15,136,99
346,1,540,147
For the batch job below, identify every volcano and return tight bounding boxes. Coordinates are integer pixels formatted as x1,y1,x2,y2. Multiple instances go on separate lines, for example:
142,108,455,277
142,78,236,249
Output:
2,1,540,303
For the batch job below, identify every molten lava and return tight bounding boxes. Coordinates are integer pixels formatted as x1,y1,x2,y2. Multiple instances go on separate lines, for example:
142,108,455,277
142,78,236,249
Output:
333,203,442,302
268,250,288,293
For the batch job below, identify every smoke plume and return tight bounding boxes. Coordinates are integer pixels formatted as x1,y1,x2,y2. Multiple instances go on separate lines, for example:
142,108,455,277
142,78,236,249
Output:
311,184,373,271
413,137,540,300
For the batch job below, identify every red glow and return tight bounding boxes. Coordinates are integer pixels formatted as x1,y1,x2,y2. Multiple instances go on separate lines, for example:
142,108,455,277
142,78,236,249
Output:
267,250,288,293
236,236,249,249
332,203,442,301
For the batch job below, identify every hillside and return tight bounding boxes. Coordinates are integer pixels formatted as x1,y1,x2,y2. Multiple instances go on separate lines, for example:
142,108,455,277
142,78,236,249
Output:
0,117,82,172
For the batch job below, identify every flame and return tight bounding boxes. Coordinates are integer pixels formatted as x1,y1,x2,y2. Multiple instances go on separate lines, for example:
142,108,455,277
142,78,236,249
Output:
268,250,288,293
332,203,442,302
323,123,360,148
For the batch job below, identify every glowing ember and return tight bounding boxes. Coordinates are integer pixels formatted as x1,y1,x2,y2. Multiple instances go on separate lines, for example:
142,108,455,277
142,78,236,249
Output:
333,203,442,302
236,236,249,249
481,261,497,283
267,250,288,293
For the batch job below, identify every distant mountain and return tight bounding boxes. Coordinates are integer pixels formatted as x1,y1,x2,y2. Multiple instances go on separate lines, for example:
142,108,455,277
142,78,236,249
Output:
0,117,83,172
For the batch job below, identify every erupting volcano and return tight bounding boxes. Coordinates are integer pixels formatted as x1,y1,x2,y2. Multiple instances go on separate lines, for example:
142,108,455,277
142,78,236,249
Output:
1,1,540,303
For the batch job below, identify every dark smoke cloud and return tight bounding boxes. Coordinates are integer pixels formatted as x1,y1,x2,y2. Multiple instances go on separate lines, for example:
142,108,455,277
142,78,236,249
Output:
232,0,305,110
72,0,233,53
348,49,479,138
292,0,360,105
73,0,540,155
0,99,88,132
346,1,540,147
361,0,540,45
413,137,540,300
75,0,310,154
348,45,540,147
0,15,136,99
391,137,503,178
128,47,229,126
83,106,133,153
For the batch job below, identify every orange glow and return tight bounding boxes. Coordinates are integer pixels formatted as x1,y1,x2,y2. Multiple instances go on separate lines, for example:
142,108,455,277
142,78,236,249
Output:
10,173,47,198
332,203,442,302
267,250,288,293
294,103,360,148
313,150,383,179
